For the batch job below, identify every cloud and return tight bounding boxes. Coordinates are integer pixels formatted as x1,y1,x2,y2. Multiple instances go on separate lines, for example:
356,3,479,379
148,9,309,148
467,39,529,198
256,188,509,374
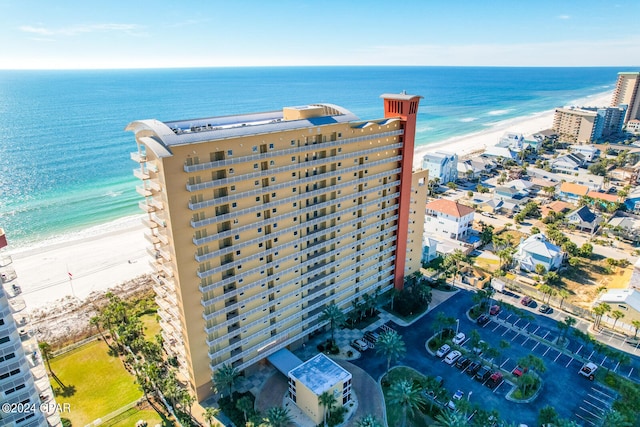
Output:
19,23,145,37
557,15,571,20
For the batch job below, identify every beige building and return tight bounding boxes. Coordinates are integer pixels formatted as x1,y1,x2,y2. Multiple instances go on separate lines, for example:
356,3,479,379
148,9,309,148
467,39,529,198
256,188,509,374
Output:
288,353,351,424
126,93,428,401
552,107,597,143
597,289,640,326
611,71,640,124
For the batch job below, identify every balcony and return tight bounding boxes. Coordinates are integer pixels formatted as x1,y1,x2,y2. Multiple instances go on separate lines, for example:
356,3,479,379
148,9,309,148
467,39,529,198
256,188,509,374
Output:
144,231,159,245
133,168,150,180
136,185,152,197
131,152,146,162
139,200,155,213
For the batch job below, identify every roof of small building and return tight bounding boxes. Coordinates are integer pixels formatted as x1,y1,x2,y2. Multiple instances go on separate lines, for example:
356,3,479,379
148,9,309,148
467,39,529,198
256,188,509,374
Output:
598,289,640,312
425,198,475,218
518,233,562,259
289,353,351,395
569,205,597,223
587,191,619,203
559,182,589,196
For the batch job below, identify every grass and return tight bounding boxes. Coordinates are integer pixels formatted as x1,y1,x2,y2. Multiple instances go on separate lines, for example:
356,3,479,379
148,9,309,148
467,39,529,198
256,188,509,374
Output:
48,339,142,426
140,312,161,340
103,406,170,427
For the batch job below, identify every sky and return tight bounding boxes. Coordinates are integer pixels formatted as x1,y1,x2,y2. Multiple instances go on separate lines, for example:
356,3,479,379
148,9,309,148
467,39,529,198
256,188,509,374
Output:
1,0,639,69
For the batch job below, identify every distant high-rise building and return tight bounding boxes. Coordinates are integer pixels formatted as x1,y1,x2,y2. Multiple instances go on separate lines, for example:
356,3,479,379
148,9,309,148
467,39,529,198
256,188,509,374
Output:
552,105,626,143
611,71,640,124
0,229,61,427
127,94,429,401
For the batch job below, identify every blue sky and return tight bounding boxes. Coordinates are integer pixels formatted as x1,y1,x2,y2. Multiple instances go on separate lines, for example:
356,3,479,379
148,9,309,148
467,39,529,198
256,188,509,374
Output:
1,0,639,69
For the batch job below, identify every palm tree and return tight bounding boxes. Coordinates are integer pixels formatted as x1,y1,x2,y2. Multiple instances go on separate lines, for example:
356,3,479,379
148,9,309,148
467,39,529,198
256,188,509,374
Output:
593,303,611,329
320,303,346,344
203,406,221,427
236,395,254,423
387,379,426,427
538,405,559,426
262,406,293,427
557,289,570,308
632,320,640,339
38,341,53,374
376,330,406,374
611,310,625,330
600,410,632,427
213,363,239,400
318,391,337,426
355,414,383,427
434,410,469,427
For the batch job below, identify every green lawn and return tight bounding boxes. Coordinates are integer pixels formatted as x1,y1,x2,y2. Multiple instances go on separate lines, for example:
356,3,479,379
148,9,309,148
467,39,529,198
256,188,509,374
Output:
103,406,171,427
140,312,161,340
49,339,142,426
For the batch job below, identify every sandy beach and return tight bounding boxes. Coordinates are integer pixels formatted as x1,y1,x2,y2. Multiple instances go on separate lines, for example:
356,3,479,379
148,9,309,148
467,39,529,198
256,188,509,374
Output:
4,90,613,311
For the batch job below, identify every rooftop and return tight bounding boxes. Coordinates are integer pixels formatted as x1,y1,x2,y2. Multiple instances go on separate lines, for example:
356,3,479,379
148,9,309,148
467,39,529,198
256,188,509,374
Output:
289,353,351,395
425,198,475,218
560,182,589,196
598,289,640,312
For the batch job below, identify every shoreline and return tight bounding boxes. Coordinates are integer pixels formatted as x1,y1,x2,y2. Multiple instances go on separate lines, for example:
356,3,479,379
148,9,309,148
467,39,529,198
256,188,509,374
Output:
3,90,614,311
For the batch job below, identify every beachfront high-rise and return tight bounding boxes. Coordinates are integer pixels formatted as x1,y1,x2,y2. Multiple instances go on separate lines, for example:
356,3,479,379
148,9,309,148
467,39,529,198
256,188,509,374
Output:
127,93,428,401
552,105,626,143
0,229,61,427
611,71,640,124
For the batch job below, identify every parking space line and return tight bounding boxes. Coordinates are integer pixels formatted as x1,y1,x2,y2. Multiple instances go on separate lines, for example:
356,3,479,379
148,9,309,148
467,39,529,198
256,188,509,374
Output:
510,333,521,342
543,346,551,356
554,351,563,362
492,380,504,392
500,358,510,368
613,361,620,372
579,406,603,420
591,387,615,401
574,412,597,427
541,331,550,340
588,350,594,360
576,344,583,355
565,357,574,368
532,341,540,351
522,322,530,331
587,393,612,406
504,314,512,322
601,356,607,365
521,336,530,345
628,367,634,378
531,326,540,335
583,399,604,413
512,319,520,327
491,324,501,332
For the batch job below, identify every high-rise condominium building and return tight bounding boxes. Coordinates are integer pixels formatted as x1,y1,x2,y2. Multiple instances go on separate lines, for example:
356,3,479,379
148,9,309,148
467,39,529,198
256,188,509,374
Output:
127,93,428,401
552,105,626,143
611,71,640,125
0,229,61,427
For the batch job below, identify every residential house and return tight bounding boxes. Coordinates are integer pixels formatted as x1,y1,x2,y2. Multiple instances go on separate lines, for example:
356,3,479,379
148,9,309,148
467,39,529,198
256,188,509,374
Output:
505,179,535,194
587,191,621,211
482,145,519,163
607,215,640,244
514,233,564,272
551,153,586,174
625,186,640,213
540,200,572,218
570,145,600,162
422,235,439,264
425,199,475,240
558,182,589,203
566,205,601,233
596,289,640,325
494,186,529,202
457,159,485,181
529,176,559,196
422,151,458,184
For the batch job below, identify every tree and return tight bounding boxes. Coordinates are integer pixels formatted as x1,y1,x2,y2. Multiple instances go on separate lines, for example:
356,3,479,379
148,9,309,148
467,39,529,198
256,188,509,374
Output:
39,341,54,374
518,372,537,396
434,410,469,427
480,224,495,246
485,346,500,370
611,310,625,330
262,406,293,427
318,391,337,427
442,250,468,284
387,379,426,427
538,284,552,302
632,320,640,339
320,303,346,344
204,407,221,427
355,414,383,427
543,271,560,287
538,405,559,426
600,410,632,427
236,395,254,423
593,303,611,329
213,364,239,400
376,330,406,374
557,289,570,308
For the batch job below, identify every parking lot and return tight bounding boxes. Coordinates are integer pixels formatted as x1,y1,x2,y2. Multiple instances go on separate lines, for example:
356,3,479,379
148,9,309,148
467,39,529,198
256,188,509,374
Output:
350,290,633,426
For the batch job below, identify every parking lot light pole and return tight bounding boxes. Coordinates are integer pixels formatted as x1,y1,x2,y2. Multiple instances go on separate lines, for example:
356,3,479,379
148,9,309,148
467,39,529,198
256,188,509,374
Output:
468,391,472,402
456,319,459,335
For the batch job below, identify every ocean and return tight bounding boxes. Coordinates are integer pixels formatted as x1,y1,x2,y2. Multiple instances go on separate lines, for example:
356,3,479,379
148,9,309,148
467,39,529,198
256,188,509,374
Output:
0,66,633,247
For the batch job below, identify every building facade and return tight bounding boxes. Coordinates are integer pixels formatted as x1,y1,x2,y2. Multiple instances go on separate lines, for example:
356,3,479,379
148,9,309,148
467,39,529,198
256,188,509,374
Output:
552,106,626,143
127,94,428,401
0,229,61,427
611,71,640,124
424,199,474,240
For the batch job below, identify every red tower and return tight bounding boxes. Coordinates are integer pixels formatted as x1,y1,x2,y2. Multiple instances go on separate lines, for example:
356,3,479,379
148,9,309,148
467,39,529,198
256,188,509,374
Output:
380,92,423,290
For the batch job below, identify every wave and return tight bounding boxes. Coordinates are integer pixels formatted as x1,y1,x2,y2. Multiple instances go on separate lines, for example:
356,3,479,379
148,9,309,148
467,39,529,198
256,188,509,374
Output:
486,109,512,116
459,117,478,123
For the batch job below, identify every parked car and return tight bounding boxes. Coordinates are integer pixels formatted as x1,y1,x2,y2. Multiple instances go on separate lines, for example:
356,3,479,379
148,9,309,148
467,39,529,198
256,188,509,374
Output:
466,362,481,376
538,304,552,313
477,314,490,326
473,340,486,355
436,344,451,357
475,366,492,382
490,305,501,315
351,339,368,351
512,365,529,377
486,371,503,389
521,296,533,306
447,390,464,410
452,332,466,345
444,350,462,365
579,362,598,381
455,356,471,370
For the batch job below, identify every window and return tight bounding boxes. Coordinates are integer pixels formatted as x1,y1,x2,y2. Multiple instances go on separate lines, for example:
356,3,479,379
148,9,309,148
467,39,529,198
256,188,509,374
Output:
270,160,275,166
252,146,258,153
254,163,259,169
258,227,262,233
292,156,296,162
232,202,237,208
256,197,261,202
229,168,234,174
230,185,236,191
235,235,240,240
255,180,260,186
269,143,274,149
271,177,275,182
227,150,233,156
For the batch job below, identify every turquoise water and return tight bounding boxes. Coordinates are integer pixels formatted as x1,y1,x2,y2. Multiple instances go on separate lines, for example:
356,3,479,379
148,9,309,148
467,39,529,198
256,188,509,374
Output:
0,66,632,246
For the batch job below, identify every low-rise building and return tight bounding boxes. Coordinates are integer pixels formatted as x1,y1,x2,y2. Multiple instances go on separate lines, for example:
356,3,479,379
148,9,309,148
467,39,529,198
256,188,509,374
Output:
422,151,458,184
597,289,640,325
425,199,475,240
551,153,586,174
626,119,640,134
566,205,601,233
570,145,601,162
514,233,564,272
288,353,352,425
558,182,589,203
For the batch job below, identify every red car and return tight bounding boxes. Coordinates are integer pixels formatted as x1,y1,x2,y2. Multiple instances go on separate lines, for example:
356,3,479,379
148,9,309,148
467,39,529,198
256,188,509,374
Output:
489,305,501,315
521,296,533,306
487,371,503,388
512,365,528,377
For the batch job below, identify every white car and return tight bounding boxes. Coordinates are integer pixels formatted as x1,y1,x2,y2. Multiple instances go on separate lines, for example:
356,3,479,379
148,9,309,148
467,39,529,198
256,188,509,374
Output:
352,339,369,352
436,344,451,357
452,332,466,345
447,390,464,410
444,350,462,365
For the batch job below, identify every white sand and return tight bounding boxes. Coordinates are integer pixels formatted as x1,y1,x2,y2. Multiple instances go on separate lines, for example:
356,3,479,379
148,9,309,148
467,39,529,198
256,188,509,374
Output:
5,90,613,311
